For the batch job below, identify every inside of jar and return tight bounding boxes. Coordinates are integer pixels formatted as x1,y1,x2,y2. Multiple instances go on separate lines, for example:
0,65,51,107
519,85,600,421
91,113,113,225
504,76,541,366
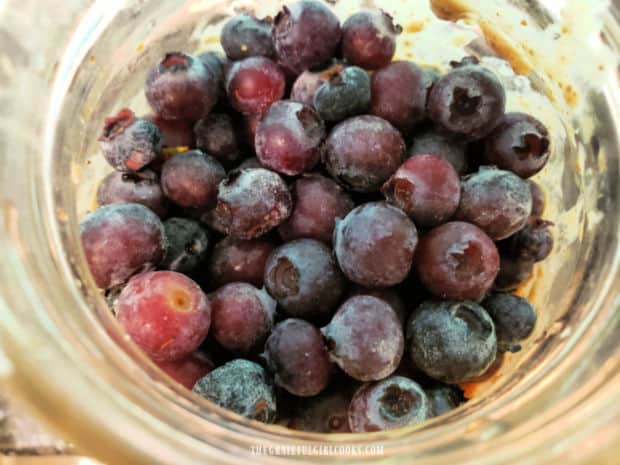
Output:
46,0,618,447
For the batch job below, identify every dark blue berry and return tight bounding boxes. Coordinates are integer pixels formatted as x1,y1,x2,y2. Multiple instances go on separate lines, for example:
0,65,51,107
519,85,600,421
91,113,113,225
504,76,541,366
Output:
161,217,209,273
505,217,554,262
193,359,277,422
97,170,168,218
425,383,464,417
221,14,274,60
408,126,468,174
194,113,241,166
482,292,537,353
313,65,371,123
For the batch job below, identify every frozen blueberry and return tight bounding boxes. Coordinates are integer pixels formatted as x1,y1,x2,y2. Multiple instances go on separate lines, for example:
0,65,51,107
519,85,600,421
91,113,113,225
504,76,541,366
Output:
264,318,331,397
427,64,506,140
334,202,417,288
504,217,554,262
323,115,405,193
414,221,499,301
349,286,407,323
81,203,166,289
322,295,404,381
370,61,434,134
206,236,276,288
493,254,534,292
194,113,241,166
144,114,195,149
264,239,345,320
406,300,497,384
483,112,550,178
156,352,214,390
214,168,292,240
278,174,354,244
210,283,276,353
425,383,464,417
272,0,341,76
145,52,219,121
290,66,333,106
255,101,325,176
98,108,162,172
116,271,211,361
382,154,461,228
226,56,286,115
313,65,371,123
286,388,353,433
96,170,168,218
482,292,537,353
220,14,274,60
341,10,401,70
348,376,429,432
455,167,532,240
161,150,226,209
193,359,277,423
408,127,468,174
198,51,228,84
160,217,209,273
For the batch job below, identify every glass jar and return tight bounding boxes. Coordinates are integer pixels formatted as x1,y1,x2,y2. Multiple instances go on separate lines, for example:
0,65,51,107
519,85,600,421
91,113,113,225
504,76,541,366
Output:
0,0,619,464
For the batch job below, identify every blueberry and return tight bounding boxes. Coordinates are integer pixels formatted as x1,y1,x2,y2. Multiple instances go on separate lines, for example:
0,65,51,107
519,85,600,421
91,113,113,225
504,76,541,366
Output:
264,239,345,321
272,0,341,76
264,318,331,397
427,64,506,139
425,383,464,417
455,167,532,240
370,61,434,134
98,108,162,172
349,286,407,324
255,101,325,175
334,202,417,288
323,115,405,193
145,52,219,121
313,66,371,123
482,292,537,353
528,180,546,216
408,126,468,175
347,376,429,432
341,10,401,70
160,217,209,273
406,300,497,384
161,150,226,209
198,51,228,84
286,388,353,433
504,216,554,262
144,114,195,149
193,359,277,423
483,112,550,178
80,203,166,289
290,65,334,107
96,170,168,218
194,113,241,167
220,14,274,60
213,168,292,240
414,221,499,301
322,295,404,381
493,254,534,292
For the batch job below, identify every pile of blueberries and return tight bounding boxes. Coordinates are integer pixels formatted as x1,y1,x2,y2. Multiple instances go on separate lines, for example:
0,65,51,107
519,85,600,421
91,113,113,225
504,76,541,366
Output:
81,0,554,433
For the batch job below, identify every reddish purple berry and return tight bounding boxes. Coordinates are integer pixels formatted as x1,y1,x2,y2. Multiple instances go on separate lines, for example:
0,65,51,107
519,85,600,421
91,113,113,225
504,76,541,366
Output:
455,167,532,240
483,112,550,178
382,154,461,228
272,0,341,76
225,56,286,115
278,174,354,244
264,318,331,397
264,239,345,320
348,376,429,432
116,271,211,361
349,286,407,324
414,221,499,301
334,202,417,287
322,295,404,381
96,170,168,218
427,64,506,139
207,236,276,288
81,203,166,289
161,150,226,209
220,14,274,60
211,283,276,352
341,10,401,70
144,114,195,148
156,352,214,390
370,61,434,134
98,109,162,172
291,68,329,106
145,52,219,121
323,115,405,192
214,168,292,240
255,101,325,175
